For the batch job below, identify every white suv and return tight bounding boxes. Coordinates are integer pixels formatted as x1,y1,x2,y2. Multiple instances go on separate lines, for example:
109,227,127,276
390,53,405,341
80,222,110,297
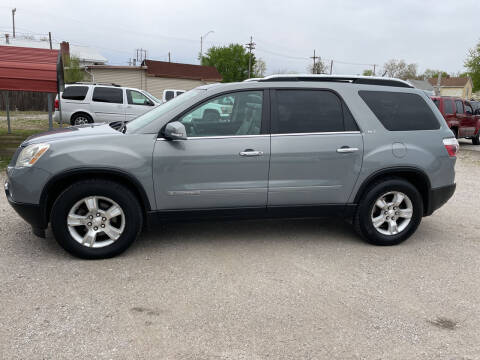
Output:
54,83,162,125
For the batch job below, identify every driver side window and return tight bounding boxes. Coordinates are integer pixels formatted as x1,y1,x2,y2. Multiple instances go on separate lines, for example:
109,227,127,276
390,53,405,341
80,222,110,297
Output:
179,91,263,137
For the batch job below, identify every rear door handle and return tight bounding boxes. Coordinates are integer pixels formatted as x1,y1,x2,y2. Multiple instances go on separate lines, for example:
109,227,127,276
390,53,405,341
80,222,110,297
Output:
239,149,264,156
336,147,359,153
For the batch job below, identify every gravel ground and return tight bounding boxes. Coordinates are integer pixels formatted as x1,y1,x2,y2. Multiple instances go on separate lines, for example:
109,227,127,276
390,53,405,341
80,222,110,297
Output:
1,148,479,359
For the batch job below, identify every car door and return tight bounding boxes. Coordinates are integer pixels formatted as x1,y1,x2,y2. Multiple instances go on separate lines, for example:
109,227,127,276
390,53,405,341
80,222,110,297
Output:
268,89,363,206
455,99,467,137
125,89,156,120
91,87,126,122
152,90,270,210
463,101,476,137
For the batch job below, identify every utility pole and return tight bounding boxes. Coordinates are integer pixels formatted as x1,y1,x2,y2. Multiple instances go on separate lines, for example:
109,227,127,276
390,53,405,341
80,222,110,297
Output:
245,36,256,78
310,50,319,74
48,32,52,49
373,64,376,76
12,8,16,38
168,52,171,62
330,60,333,75
199,30,214,64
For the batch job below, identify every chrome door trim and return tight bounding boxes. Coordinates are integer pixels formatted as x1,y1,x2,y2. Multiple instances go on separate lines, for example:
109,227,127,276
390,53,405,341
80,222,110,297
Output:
271,131,361,137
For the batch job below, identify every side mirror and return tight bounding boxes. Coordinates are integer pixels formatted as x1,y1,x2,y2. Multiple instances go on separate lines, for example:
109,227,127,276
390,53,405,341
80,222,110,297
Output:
164,121,187,140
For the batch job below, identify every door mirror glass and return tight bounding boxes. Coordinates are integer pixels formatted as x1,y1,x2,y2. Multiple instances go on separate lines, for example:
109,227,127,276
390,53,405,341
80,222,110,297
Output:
164,121,187,140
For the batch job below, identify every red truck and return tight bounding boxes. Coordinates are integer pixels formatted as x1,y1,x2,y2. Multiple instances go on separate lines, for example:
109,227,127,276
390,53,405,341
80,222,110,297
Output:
431,96,480,145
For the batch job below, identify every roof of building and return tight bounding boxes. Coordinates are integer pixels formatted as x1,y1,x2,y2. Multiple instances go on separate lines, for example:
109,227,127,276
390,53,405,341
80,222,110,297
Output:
428,77,471,87
0,45,60,93
0,38,107,64
406,79,434,91
142,60,222,81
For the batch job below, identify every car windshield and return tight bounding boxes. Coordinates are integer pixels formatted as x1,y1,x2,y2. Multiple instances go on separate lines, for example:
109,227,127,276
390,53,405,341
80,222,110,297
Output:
126,89,203,132
142,90,162,104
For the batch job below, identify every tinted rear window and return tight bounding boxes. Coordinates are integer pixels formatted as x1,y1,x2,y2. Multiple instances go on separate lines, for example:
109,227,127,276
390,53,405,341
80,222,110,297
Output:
359,91,439,131
92,87,123,104
62,86,88,100
273,90,356,133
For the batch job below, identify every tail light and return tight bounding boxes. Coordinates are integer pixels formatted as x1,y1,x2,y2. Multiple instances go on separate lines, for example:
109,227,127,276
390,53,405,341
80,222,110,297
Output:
54,99,59,109
443,138,459,157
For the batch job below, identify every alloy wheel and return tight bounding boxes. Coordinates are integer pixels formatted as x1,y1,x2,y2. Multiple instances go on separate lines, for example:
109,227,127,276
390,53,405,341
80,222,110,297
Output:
67,196,125,248
370,191,413,236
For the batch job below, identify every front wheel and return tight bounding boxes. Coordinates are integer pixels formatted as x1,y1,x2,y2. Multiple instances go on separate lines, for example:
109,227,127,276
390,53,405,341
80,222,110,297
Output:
51,179,143,259
354,178,423,246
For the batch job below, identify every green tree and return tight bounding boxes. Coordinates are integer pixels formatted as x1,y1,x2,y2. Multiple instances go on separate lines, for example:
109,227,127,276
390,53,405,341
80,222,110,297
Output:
422,68,449,80
63,56,84,83
465,40,480,92
201,44,255,82
362,69,374,76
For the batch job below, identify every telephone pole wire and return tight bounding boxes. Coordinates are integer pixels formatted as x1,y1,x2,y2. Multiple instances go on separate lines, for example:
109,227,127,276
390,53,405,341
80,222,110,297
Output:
245,36,256,78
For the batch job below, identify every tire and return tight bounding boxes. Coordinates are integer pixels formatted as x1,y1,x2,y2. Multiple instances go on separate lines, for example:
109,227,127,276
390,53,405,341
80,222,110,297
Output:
354,177,423,246
451,127,458,139
71,113,93,126
51,179,143,259
472,132,480,145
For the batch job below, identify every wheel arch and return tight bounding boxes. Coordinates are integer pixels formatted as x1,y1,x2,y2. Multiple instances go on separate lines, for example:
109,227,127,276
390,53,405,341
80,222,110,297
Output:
353,167,431,216
40,168,152,225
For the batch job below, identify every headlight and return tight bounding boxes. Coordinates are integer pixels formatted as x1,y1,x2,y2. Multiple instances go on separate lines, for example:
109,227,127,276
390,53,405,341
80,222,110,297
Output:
15,143,50,168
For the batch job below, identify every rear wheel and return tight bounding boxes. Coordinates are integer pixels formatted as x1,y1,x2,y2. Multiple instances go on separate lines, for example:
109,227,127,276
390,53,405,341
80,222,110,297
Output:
51,179,143,259
71,113,93,126
472,132,480,145
354,178,423,246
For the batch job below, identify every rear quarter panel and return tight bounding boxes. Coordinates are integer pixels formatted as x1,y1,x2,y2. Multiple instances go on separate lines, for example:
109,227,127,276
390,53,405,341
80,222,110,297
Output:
336,85,456,203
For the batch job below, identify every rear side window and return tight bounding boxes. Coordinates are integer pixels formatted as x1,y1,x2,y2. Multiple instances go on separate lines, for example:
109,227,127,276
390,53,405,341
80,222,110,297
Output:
443,99,454,114
359,91,439,131
273,90,353,133
62,86,88,100
455,100,464,114
92,87,123,104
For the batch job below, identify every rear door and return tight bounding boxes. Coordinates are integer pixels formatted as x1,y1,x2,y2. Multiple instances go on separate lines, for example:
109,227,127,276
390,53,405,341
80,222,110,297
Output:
463,101,476,137
268,89,363,206
125,89,156,120
91,87,126,122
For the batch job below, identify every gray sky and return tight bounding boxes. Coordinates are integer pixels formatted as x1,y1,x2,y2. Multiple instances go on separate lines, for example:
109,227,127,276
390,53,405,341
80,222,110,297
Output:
1,0,479,75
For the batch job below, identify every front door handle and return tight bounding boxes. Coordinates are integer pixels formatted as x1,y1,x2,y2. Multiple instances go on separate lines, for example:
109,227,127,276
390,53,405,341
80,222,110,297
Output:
336,147,359,153
239,149,264,156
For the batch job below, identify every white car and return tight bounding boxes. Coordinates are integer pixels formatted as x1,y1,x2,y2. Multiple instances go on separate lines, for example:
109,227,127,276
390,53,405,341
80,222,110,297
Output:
54,83,162,125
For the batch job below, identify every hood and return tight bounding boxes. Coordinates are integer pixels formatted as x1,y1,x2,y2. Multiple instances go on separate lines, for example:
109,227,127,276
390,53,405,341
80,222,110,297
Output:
23,123,121,146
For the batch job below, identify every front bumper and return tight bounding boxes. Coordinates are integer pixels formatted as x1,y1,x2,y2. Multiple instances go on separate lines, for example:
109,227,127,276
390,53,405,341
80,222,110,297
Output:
426,183,456,216
5,174,47,238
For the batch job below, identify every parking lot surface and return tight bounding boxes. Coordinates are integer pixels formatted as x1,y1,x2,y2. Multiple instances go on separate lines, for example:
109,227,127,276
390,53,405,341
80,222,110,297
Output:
1,147,479,359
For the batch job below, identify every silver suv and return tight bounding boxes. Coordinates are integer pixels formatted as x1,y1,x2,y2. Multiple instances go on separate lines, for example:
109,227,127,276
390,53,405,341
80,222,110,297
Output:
5,75,458,259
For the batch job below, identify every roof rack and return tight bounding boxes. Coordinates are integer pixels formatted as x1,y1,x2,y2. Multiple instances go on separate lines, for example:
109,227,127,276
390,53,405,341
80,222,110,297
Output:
250,74,413,88
72,82,122,87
